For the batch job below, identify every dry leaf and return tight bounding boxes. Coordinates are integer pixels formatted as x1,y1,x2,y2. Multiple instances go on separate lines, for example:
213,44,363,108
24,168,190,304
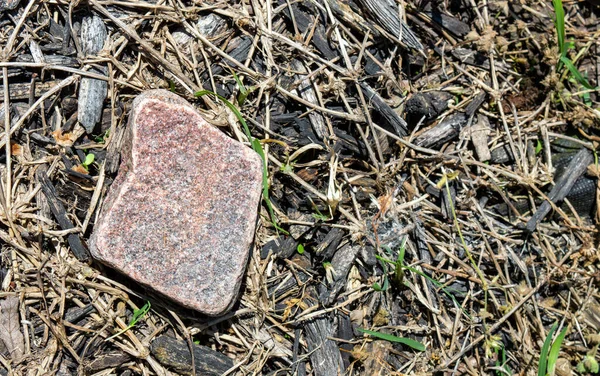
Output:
588,164,600,178
52,129,78,146
10,142,22,156
72,165,89,175
52,123,85,147
0,296,25,359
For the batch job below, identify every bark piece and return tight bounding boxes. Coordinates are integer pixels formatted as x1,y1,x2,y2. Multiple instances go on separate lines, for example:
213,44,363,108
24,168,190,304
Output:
553,151,597,217
355,0,424,51
172,13,227,49
441,181,457,220
292,59,327,140
150,336,233,376
84,352,132,372
261,236,298,259
78,15,108,133
17,54,79,67
304,317,345,376
105,126,126,174
466,114,491,162
336,313,353,369
360,82,408,137
422,4,470,37
405,91,453,123
414,113,467,149
321,244,360,305
451,48,510,72
526,148,594,231
414,92,486,149
0,0,20,11
89,90,262,315
0,81,63,102
28,40,45,63
280,1,337,60
563,174,597,217
490,144,513,164
315,227,345,259
78,70,108,133
37,166,90,262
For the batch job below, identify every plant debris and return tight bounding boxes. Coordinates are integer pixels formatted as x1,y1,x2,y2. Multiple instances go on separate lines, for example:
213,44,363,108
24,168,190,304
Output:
0,0,598,374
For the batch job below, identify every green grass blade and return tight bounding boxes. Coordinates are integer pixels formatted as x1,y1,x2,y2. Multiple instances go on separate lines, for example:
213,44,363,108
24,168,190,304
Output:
560,56,596,89
552,0,565,58
228,67,249,106
393,238,407,287
105,301,151,341
131,301,151,324
373,255,390,292
372,277,389,292
500,344,511,375
538,322,558,376
358,328,425,351
535,140,543,155
547,326,568,375
194,90,253,139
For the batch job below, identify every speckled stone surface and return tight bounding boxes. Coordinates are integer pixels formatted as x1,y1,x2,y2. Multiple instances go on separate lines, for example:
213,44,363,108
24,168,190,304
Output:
89,89,262,316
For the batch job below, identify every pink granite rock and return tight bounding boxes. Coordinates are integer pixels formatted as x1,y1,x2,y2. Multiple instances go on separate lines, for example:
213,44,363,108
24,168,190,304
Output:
89,89,262,316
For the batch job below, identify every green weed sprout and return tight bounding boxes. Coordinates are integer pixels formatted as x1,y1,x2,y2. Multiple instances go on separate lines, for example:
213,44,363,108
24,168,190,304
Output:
538,322,568,376
309,197,331,222
577,349,599,374
494,342,511,376
82,153,95,171
93,129,110,144
106,301,151,341
228,68,255,106
552,0,595,90
376,242,472,320
371,254,390,292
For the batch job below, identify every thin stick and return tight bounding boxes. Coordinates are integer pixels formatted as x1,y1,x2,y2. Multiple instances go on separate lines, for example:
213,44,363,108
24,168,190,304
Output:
2,68,10,223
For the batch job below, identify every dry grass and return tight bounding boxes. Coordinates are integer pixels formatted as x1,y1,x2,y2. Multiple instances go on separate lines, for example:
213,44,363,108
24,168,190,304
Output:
0,0,598,375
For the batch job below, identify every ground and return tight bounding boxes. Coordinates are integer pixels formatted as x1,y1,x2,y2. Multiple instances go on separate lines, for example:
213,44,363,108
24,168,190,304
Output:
0,0,599,375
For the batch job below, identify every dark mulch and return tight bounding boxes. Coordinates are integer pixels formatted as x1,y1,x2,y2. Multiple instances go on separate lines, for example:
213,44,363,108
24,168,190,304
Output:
0,0,599,374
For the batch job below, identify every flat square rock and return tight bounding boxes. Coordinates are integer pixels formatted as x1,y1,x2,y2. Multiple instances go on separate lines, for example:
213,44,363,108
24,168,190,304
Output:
89,89,262,315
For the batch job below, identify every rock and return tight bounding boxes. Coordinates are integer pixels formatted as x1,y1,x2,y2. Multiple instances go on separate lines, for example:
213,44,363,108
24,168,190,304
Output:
89,90,262,315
